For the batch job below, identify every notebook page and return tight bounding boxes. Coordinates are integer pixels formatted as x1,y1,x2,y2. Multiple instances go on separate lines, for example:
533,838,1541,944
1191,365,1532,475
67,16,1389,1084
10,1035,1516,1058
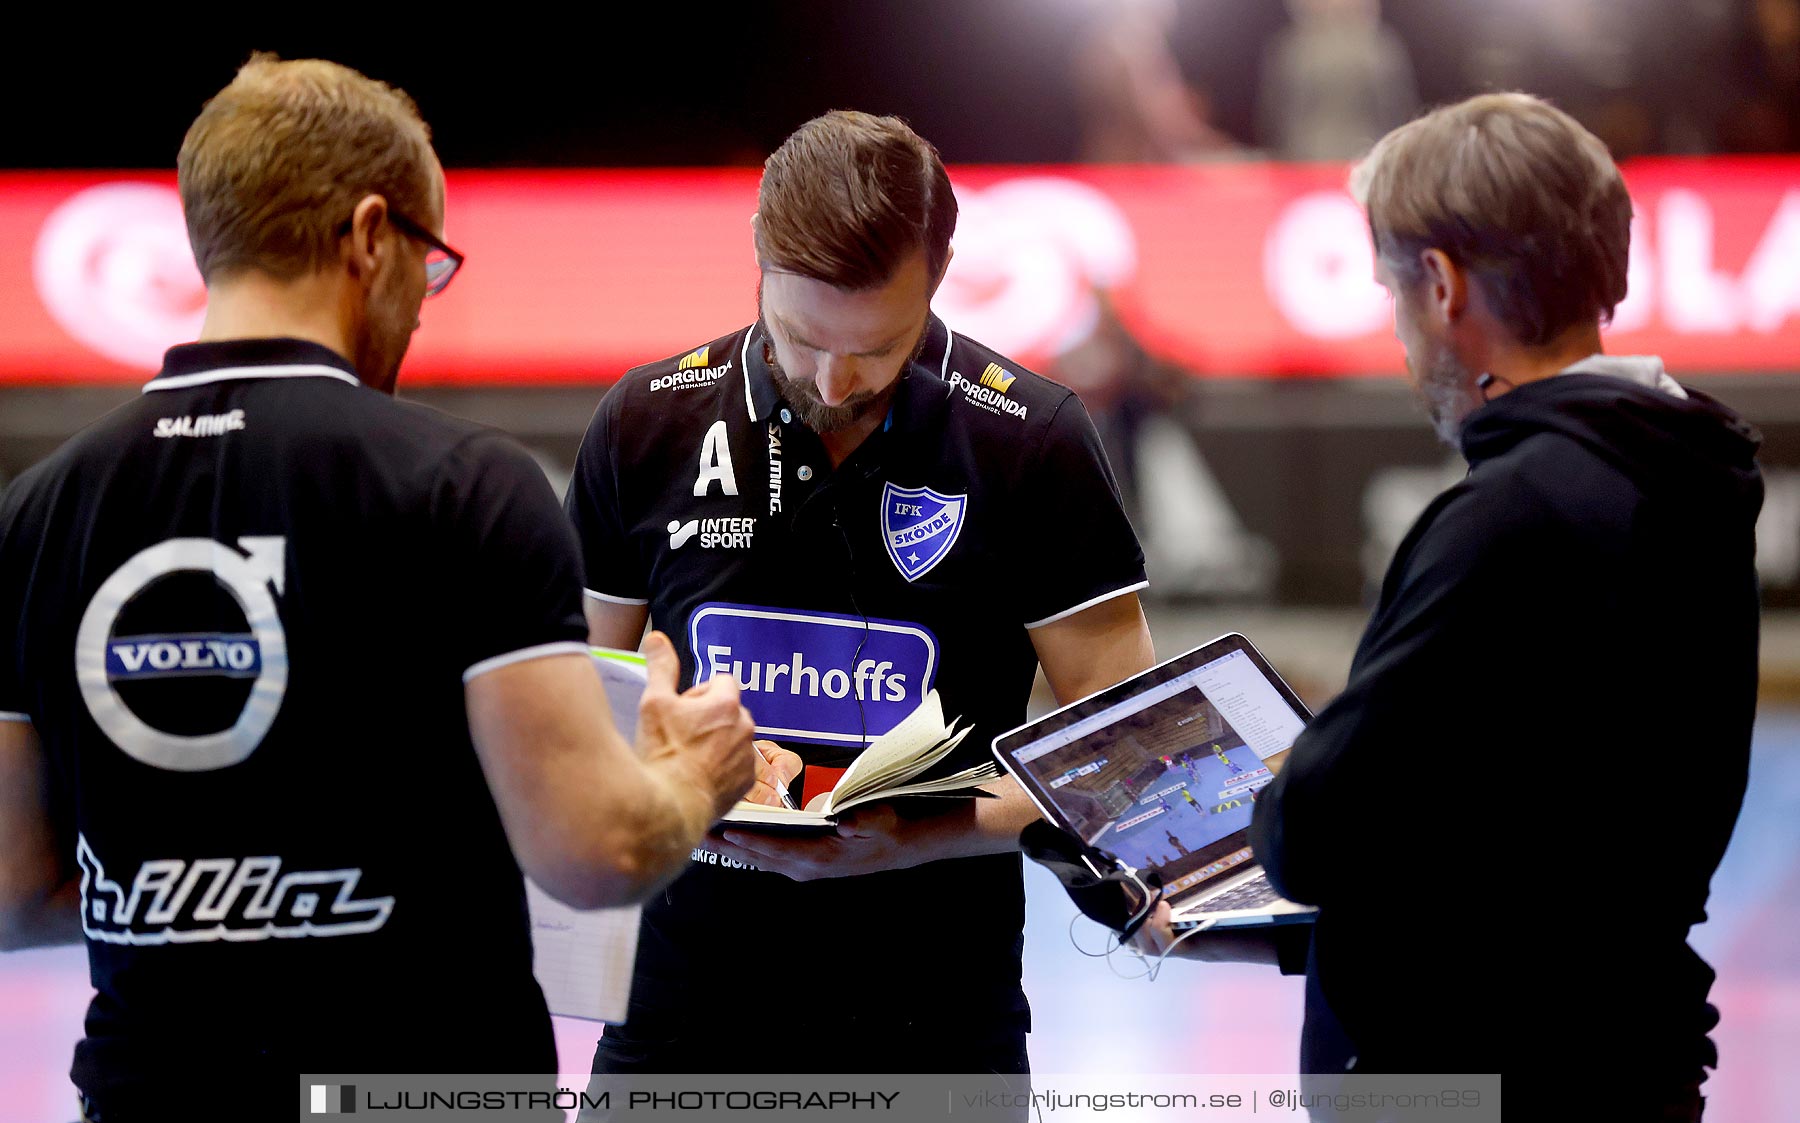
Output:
830,691,949,804
525,648,646,1023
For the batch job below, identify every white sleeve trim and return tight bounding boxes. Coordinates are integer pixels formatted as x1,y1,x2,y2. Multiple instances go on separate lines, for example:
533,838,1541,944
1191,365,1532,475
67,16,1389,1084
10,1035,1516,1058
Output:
583,588,650,606
0,710,31,724
462,641,592,684
1023,580,1150,630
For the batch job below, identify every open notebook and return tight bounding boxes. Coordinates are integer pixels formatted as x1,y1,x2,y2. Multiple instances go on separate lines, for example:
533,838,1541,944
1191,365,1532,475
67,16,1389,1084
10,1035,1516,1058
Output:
523,647,645,1024
717,690,1000,834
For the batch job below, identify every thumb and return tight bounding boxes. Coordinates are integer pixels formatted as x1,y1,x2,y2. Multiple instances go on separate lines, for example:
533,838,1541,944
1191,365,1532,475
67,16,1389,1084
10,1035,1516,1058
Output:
777,753,804,785
754,741,803,783
641,630,679,697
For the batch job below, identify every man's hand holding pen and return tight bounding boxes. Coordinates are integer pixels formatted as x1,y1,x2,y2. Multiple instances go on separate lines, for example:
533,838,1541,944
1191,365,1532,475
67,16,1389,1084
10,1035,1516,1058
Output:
745,739,804,809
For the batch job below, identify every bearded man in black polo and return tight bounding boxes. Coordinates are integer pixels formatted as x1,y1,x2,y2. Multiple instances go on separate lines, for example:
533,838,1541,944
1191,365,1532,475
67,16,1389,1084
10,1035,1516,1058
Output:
567,111,1158,1074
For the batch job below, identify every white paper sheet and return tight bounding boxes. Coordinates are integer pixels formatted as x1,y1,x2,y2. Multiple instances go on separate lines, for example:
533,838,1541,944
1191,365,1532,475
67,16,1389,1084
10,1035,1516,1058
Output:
525,648,646,1024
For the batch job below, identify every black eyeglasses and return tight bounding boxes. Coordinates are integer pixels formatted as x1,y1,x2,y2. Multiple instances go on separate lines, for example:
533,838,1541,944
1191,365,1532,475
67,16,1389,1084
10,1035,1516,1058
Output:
337,210,466,297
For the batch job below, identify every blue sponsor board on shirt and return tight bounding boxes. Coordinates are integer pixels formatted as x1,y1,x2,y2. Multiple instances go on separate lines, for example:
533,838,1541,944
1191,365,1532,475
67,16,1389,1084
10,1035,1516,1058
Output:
688,602,939,747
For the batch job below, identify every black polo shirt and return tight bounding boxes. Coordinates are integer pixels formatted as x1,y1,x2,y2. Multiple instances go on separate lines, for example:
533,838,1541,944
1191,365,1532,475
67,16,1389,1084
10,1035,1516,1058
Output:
566,316,1145,1031
0,338,587,1106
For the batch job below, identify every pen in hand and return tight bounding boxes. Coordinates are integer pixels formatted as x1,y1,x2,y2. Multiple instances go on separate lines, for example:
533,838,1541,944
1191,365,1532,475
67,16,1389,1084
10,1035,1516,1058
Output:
772,773,799,810
755,740,801,809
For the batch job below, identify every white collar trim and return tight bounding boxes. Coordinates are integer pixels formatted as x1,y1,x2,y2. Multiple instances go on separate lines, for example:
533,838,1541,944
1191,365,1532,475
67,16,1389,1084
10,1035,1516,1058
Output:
144,364,362,394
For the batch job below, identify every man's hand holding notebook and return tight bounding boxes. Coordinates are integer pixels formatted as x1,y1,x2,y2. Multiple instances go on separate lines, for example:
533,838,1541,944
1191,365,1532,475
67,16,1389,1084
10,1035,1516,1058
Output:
714,691,999,835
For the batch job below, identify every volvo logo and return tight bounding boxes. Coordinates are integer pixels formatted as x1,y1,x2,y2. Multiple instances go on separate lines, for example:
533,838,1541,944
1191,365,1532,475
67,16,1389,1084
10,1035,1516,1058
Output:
74,537,288,771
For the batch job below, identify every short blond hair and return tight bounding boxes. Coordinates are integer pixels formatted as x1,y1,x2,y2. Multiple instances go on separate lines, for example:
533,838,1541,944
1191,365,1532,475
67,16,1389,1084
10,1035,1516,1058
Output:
1350,92,1632,347
178,53,438,284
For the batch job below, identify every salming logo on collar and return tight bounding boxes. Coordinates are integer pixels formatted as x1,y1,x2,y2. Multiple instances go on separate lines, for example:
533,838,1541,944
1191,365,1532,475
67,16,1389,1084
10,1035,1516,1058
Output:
767,423,784,515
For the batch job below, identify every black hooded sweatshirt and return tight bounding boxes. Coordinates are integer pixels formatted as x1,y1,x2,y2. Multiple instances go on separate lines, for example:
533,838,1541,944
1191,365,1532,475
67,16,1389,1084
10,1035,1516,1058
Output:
1252,366,1763,1101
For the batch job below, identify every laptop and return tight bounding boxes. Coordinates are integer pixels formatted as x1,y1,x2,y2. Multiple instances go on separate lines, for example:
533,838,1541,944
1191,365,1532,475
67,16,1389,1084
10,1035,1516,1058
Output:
994,633,1317,930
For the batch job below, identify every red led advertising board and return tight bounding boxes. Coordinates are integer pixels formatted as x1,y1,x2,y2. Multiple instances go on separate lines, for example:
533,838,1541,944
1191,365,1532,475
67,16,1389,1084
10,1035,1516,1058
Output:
2,160,1795,385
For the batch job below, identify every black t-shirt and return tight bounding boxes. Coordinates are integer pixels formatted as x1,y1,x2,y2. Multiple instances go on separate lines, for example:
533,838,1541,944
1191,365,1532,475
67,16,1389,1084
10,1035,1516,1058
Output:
565,317,1145,1032
0,338,588,1103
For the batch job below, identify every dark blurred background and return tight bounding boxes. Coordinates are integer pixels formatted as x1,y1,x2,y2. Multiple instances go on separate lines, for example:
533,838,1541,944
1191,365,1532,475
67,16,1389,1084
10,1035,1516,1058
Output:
4,0,1798,609
6,0,1794,170
1,9,1798,1117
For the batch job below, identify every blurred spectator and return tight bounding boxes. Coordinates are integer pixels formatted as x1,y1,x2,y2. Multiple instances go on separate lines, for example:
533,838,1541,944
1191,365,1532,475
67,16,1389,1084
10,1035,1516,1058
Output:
1455,0,1791,159
1257,0,1419,161
1465,0,1664,159
1073,0,1245,162
1721,0,1800,151
1065,0,1245,599
1046,295,1186,532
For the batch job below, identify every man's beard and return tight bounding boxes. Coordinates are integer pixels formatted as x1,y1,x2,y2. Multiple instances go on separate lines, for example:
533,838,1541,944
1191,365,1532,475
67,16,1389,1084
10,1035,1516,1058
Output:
1412,340,1479,449
757,315,928,434
355,288,414,396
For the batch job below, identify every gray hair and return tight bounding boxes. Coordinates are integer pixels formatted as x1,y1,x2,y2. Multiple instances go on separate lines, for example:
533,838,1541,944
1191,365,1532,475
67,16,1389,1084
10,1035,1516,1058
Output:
1350,92,1632,347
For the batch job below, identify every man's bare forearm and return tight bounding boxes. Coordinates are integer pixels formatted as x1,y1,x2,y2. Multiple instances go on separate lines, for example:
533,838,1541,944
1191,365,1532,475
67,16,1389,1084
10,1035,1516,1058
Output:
889,776,1044,866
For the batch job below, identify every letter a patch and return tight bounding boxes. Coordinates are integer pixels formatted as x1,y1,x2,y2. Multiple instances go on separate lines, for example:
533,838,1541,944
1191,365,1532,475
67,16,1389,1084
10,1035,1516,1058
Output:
880,483,967,582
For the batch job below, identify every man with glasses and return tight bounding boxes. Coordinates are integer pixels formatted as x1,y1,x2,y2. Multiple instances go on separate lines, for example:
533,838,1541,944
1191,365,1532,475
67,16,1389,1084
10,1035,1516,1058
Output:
0,54,756,1120
340,210,465,301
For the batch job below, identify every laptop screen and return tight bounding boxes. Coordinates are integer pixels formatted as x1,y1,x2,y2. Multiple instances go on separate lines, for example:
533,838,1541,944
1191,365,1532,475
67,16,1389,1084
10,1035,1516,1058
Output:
997,635,1311,897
